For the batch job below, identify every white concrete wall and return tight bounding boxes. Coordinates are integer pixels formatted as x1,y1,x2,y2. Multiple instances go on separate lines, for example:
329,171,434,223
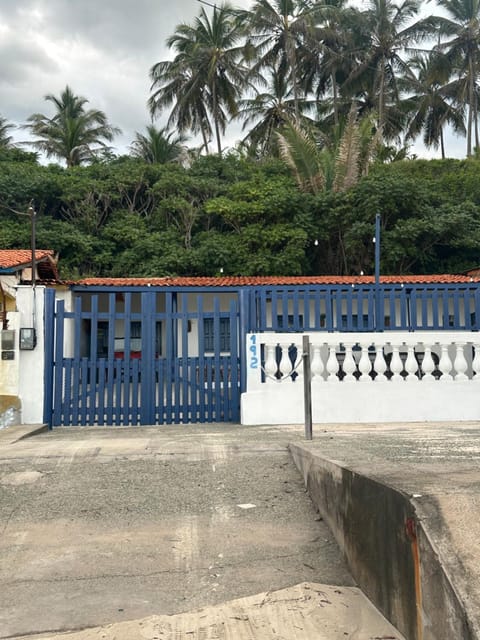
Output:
241,331,480,425
15,286,45,424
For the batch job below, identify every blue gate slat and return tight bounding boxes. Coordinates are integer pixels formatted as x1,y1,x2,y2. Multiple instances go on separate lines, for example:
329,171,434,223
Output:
465,289,472,329
174,357,181,423
410,288,417,329
43,288,56,427
453,290,460,329
114,359,122,425
205,358,213,421
71,359,80,426
213,297,222,422
105,362,114,425
87,360,97,425
80,358,89,425
188,357,197,422
422,290,429,329
97,360,106,425
229,298,239,421
52,299,65,426
181,293,190,423
155,358,164,424
197,297,206,423
281,291,289,330
132,358,141,425
63,358,72,425
442,289,450,328
165,292,174,423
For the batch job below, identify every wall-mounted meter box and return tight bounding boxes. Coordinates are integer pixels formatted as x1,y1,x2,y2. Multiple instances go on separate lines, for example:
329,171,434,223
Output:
20,328,37,350
1,330,15,351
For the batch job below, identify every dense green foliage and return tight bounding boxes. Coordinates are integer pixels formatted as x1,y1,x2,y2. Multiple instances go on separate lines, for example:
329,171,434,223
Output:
1,150,480,279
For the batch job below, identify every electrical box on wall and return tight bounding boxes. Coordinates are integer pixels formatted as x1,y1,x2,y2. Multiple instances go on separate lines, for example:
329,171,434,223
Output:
1,329,15,360
20,328,36,350
1,330,15,351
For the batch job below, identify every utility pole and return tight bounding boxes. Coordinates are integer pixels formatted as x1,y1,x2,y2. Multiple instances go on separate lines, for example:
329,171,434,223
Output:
374,213,381,330
29,202,36,290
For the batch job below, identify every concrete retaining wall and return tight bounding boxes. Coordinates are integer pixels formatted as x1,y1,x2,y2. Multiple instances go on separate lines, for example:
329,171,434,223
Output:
289,444,475,640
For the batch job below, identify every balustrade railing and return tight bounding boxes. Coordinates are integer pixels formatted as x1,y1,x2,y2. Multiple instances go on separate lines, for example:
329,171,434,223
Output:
247,332,480,386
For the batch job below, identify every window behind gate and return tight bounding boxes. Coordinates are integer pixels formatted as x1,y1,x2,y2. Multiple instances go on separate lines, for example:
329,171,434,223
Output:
204,317,230,352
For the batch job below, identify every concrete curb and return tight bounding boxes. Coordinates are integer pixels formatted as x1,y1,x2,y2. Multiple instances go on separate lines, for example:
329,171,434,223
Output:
289,443,476,640
0,423,48,446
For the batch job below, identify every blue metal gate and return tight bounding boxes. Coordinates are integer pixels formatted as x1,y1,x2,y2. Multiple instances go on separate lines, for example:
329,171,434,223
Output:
44,288,241,426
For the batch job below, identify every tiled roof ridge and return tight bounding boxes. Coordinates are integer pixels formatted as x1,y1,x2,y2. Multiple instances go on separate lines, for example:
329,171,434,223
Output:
0,249,55,268
72,274,480,287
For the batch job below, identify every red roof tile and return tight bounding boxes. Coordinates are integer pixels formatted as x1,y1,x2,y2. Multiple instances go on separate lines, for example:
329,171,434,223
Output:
0,249,54,269
0,249,59,281
73,274,480,287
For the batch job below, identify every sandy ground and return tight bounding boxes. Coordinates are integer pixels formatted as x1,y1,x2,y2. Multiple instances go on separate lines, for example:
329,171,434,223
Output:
15,582,404,640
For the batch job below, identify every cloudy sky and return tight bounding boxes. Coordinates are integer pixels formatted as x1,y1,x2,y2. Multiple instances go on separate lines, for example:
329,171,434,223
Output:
0,0,467,160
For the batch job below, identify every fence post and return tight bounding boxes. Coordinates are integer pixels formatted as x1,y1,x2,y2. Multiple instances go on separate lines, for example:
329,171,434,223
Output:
303,335,312,440
43,288,56,428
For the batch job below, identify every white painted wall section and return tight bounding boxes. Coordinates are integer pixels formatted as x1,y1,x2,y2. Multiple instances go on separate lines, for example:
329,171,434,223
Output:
241,332,480,424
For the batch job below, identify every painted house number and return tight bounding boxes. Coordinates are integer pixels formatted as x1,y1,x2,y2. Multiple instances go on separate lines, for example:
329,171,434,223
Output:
249,334,258,369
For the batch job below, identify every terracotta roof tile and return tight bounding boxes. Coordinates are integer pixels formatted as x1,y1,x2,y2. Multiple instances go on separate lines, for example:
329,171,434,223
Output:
73,274,480,287
0,249,59,281
0,249,54,269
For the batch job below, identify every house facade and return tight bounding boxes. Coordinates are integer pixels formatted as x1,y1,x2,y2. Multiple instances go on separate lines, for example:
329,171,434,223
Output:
37,273,480,427
0,250,61,426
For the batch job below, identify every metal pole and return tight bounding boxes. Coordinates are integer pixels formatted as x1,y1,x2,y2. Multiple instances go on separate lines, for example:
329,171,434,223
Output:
29,203,36,291
374,213,381,330
303,335,312,440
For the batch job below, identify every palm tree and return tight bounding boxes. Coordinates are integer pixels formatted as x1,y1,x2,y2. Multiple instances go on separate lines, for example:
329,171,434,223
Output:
24,86,120,167
344,0,436,140
238,0,315,122
149,49,213,154
0,115,14,147
298,0,355,127
434,0,480,156
130,125,187,164
277,106,380,193
150,4,250,156
236,65,302,156
402,53,466,158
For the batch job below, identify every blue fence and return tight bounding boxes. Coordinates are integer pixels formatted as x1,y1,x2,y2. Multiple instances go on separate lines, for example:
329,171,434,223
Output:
44,281,480,427
249,283,480,332
45,289,241,427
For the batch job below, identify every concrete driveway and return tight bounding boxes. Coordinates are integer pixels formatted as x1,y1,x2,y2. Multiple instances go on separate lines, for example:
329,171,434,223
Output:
0,423,403,640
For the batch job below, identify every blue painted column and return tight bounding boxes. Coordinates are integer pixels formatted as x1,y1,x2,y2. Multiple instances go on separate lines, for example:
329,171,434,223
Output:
238,288,251,394
43,288,56,428
374,214,383,331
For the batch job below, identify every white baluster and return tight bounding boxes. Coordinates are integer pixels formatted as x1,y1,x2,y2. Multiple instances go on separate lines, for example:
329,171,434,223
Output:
279,343,292,380
405,345,419,382
342,343,357,382
326,346,340,382
373,345,387,382
472,344,480,382
438,344,453,381
264,344,278,383
390,345,404,382
357,342,372,382
453,342,468,380
311,344,324,383
420,344,436,382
